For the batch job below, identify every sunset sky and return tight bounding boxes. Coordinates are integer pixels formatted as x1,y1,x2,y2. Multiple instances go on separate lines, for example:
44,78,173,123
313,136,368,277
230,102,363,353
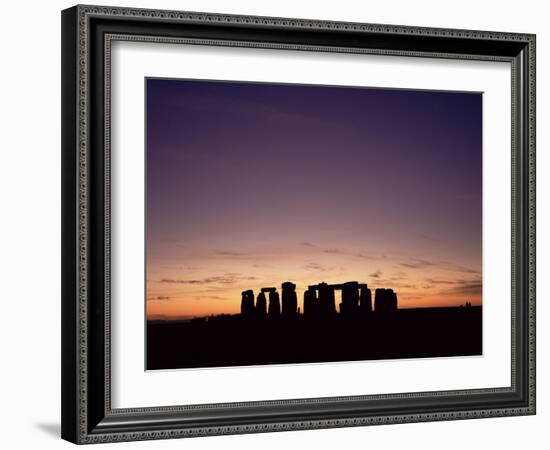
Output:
146,78,482,320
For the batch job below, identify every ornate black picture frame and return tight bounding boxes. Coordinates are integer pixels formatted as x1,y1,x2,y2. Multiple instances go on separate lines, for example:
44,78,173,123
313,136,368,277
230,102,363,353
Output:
61,4,536,444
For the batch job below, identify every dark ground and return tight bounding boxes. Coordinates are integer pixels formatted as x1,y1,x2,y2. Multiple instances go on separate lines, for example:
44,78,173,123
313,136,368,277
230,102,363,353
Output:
146,306,482,370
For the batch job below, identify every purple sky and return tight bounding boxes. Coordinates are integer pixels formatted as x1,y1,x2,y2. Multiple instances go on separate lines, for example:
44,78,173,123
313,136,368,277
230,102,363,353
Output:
146,78,482,319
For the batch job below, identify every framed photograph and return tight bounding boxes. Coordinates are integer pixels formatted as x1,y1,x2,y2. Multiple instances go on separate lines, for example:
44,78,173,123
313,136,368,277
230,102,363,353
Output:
61,5,536,444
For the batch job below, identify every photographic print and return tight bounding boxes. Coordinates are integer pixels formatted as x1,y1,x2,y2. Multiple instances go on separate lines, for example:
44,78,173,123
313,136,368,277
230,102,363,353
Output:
61,8,536,442
145,78,482,370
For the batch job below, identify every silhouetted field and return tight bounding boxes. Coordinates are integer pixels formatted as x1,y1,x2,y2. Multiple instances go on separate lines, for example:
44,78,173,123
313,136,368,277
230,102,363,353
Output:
146,306,482,370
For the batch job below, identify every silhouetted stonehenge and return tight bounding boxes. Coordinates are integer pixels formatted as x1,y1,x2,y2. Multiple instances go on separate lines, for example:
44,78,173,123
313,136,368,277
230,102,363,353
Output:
240,281,398,318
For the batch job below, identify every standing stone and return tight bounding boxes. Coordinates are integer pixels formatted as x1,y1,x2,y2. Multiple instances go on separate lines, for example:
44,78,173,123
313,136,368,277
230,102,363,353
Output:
268,290,281,317
317,282,336,316
256,292,267,317
359,284,372,314
374,288,398,312
303,288,317,317
281,281,298,317
340,281,360,316
388,289,398,311
374,288,387,312
240,289,255,317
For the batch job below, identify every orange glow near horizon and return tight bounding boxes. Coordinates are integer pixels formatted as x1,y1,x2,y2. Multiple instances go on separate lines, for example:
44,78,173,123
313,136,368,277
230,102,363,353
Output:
146,243,481,320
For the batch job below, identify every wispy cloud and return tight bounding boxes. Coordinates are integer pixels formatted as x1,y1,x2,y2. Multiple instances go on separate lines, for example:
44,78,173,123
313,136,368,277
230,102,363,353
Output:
369,270,383,279
160,273,257,285
148,295,172,301
410,232,442,242
399,259,480,275
300,241,317,247
298,241,387,261
440,281,482,296
424,278,457,285
215,250,247,256
194,295,228,301
323,248,343,254
303,262,340,272
303,262,326,271
401,295,424,300
381,281,417,289
357,253,388,260
160,238,186,248
450,265,480,275
399,259,435,269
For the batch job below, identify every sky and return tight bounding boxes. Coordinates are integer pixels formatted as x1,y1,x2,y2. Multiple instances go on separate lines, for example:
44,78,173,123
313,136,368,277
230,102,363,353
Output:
146,78,482,320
